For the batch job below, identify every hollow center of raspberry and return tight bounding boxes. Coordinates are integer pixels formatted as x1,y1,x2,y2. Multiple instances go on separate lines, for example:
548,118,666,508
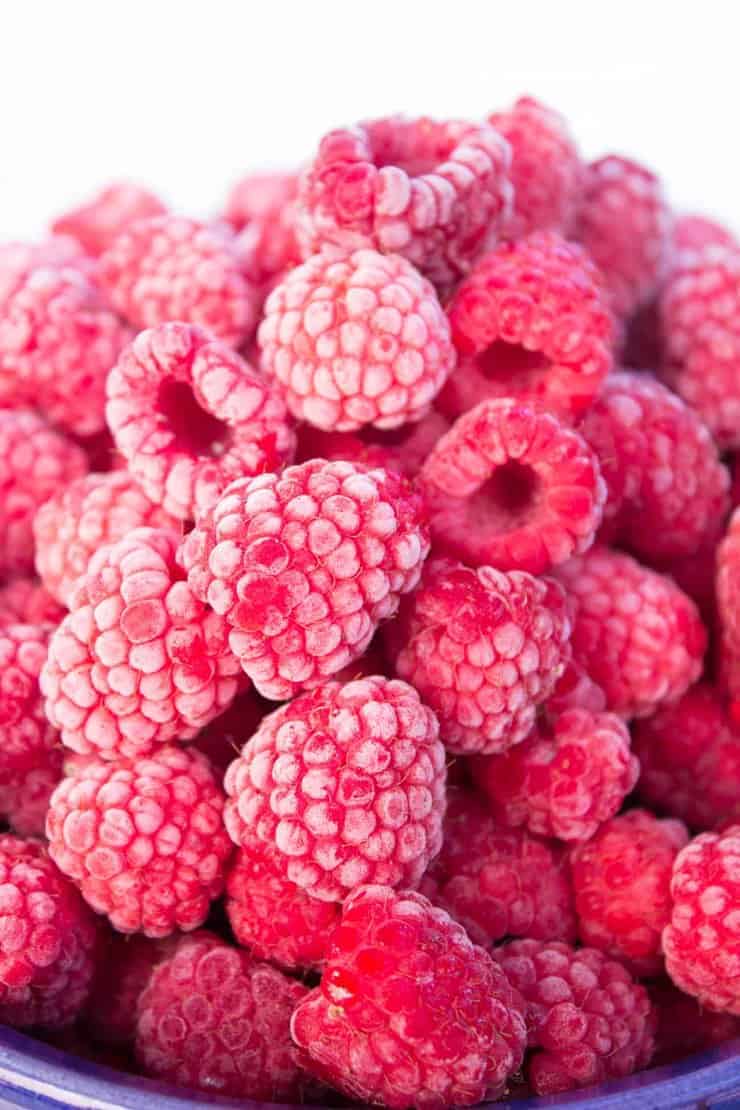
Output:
471,460,540,528
475,341,550,387
158,380,229,457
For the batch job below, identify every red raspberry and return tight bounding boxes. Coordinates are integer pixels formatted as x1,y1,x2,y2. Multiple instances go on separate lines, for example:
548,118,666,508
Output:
0,834,100,1029
136,930,307,1099
717,508,740,707
419,399,605,574
296,116,513,288
52,183,167,257
543,659,607,718
191,687,268,773
554,547,706,718
41,527,242,760
296,408,449,477
224,170,299,232
0,578,65,627
471,708,638,842
181,459,430,700
99,215,258,346
0,236,91,279
258,248,455,432
443,232,614,421
570,810,689,975
46,745,233,937
492,939,656,1095
419,788,576,945
663,825,740,1014
227,172,301,295
107,322,295,520
224,675,446,902
672,212,738,257
386,557,571,755
650,980,740,1065
86,934,172,1046
0,748,64,838
0,623,59,778
291,884,526,1108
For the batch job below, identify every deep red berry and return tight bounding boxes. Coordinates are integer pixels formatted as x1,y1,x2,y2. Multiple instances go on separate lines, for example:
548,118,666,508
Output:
52,183,167,257
190,687,268,773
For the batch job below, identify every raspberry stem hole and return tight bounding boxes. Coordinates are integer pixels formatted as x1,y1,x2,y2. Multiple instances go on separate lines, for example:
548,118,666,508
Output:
475,340,550,386
472,460,541,527
157,380,229,457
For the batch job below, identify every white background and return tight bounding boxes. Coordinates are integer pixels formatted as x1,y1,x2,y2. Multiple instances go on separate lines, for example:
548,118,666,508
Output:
1,2,738,240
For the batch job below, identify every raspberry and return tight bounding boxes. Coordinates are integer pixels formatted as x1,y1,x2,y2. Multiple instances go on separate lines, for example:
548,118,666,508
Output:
296,116,513,288
258,248,456,432
386,557,571,755
106,322,295,520
86,934,172,1046
419,398,605,574
492,939,656,1095
471,708,638,842
663,825,740,1014
672,213,737,257
554,547,706,718
0,410,88,577
0,834,100,1029
52,183,168,257
296,408,449,477
543,659,607,718
0,236,91,278
717,508,740,707
570,810,689,974
0,622,60,778
227,172,301,294
291,884,526,1108
224,170,299,232
99,215,258,346
135,930,307,1099
443,232,614,421
650,980,740,1065
181,459,430,700
224,675,446,902
0,748,64,838
419,788,577,945
0,578,65,627
41,527,242,760
46,745,233,936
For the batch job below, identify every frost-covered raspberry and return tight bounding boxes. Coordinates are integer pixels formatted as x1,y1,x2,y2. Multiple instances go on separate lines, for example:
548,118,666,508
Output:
419,398,605,574
543,659,607,718
717,508,740,708
0,623,59,779
493,939,656,1095
226,172,300,293
52,183,167,257
672,212,737,258
442,232,613,422
258,248,455,432
292,884,526,1108
650,980,740,1065
386,557,571,755
46,745,233,936
136,930,307,1099
107,322,295,520
224,675,446,902
224,171,299,232
41,527,242,760
181,459,430,700
85,934,172,1046
0,834,100,1029
0,578,65,627
554,547,706,718
296,408,450,477
0,748,64,839
471,708,638,842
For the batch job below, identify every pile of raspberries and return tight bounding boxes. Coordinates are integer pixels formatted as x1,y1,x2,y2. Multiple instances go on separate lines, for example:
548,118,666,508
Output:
1,97,740,1108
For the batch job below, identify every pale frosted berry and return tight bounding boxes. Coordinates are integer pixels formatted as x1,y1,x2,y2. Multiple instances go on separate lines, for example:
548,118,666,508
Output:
52,182,167,257
86,934,173,1046
225,171,300,293
296,407,449,477
717,508,740,708
224,171,299,232
0,578,65,627
672,213,737,257
0,623,59,778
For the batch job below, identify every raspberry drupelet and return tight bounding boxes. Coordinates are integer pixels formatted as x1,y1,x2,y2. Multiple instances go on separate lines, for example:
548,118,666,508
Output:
224,675,446,903
52,182,168,257
85,933,173,1046
180,458,430,700
291,884,527,1108
0,578,65,627
419,398,605,574
296,408,450,478
385,557,571,755
0,623,60,779
717,507,740,709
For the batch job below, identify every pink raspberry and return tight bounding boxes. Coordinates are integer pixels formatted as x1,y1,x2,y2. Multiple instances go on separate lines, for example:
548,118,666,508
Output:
258,248,456,432
554,547,706,718
296,408,449,477
419,398,605,574
0,236,91,280
543,659,607,718
0,748,64,839
224,675,446,902
291,884,526,1108
296,116,513,288
46,745,233,937
226,172,301,294
41,527,242,760
492,939,656,1095
650,980,740,1065
224,170,299,232
135,930,307,1100
180,459,430,700
471,708,638,842
386,557,571,755
106,322,295,520
570,810,689,975
0,623,59,778
52,183,167,257
672,212,738,258
0,578,65,627
85,934,173,1046
716,508,740,708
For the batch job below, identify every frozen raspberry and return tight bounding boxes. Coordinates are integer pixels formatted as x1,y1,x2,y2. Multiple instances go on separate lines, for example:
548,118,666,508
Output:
0,834,100,1029
99,215,258,346
543,659,607,718
86,934,172,1046
191,687,268,773
258,247,456,432
227,172,301,294
487,96,584,238
717,508,740,707
443,232,614,421
296,116,513,288
650,980,740,1065
493,939,655,1095
41,527,242,760
420,788,576,945
224,675,446,902
224,171,299,233
296,408,449,477
0,748,64,838
554,547,706,718
52,183,167,257
181,459,430,700
386,557,571,755
570,810,689,975
136,929,307,1099
292,884,526,1108
107,322,295,520
471,708,638,843
0,578,65,627
419,398,605,574
0,236,91,279
0,410,88,577
672,213,737,257
664,825,740,1014
0,623,60,778
46,745,233,936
